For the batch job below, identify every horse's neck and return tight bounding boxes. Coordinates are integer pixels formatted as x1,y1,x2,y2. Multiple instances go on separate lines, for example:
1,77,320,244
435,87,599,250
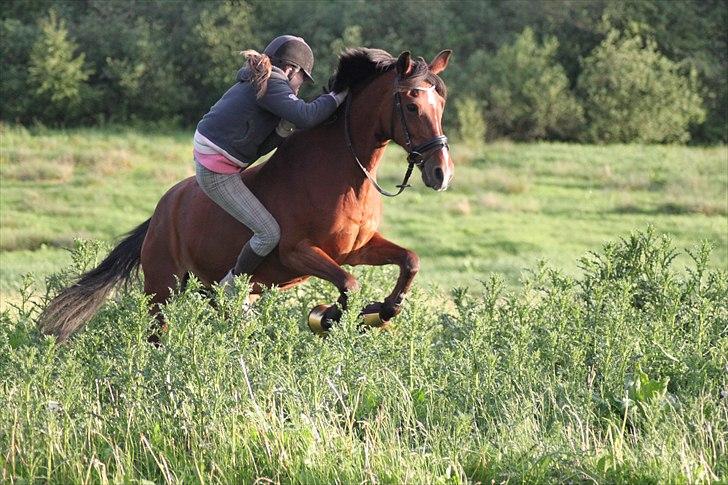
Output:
260,75,393,198
327,75,393,193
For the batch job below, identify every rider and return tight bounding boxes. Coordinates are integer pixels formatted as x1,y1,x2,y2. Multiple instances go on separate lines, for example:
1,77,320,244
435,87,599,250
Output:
194,35,348,291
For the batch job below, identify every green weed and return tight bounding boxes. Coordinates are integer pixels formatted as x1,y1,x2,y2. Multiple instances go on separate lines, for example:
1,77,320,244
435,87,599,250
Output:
0,229,726,483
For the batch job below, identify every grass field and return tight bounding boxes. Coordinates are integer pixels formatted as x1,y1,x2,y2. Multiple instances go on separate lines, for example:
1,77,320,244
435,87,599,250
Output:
1,125,727,482
1,125,726,303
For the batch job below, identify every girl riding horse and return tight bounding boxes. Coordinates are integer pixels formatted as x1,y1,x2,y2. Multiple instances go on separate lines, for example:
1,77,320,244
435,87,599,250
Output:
195,35,348,292
39,48,452,342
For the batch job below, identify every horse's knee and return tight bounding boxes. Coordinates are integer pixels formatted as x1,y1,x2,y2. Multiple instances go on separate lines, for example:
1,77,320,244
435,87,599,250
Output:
343,274,360,294
403,251,420,275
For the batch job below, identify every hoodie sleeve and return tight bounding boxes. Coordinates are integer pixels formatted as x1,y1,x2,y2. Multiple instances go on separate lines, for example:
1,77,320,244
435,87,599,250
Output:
257,77,338,129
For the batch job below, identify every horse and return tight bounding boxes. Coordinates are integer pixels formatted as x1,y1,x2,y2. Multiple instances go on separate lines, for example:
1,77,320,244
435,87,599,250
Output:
39,48,453,342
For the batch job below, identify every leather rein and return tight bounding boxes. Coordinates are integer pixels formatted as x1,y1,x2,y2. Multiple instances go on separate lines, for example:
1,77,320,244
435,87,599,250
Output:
343,82,449,197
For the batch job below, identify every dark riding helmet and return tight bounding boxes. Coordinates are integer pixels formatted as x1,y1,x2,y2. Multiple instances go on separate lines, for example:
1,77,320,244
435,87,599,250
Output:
264,35,315,84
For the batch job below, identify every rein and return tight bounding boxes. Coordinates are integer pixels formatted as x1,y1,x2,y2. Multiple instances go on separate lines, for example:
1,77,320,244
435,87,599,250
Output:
343,83,449,197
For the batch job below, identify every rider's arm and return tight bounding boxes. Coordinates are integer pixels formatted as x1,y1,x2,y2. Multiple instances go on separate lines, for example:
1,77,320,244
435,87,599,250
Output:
257,77,344,129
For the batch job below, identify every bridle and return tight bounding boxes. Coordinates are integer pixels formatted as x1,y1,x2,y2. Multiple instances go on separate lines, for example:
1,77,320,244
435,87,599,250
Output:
344,81,449,197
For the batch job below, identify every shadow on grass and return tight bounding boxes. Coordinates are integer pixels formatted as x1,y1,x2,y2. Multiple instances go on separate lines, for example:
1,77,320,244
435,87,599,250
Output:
611,203,726,216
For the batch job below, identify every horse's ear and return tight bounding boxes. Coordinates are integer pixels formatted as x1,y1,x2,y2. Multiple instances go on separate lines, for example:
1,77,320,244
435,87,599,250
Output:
396,51,413,77
429,50,452,75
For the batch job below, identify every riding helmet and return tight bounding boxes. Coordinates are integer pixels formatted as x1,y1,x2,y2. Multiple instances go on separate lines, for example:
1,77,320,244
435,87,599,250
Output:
264,35,316,83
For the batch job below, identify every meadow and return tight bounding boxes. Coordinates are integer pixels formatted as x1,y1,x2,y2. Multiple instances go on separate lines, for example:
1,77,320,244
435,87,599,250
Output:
0,126,727,482
1,125,726,300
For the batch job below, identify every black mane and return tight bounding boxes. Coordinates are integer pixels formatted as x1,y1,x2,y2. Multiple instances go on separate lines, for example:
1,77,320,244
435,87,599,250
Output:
330,48,447,98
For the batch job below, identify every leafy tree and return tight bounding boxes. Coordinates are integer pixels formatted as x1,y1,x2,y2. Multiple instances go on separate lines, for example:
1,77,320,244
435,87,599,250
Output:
470,27,584,140
27,9,92,123
577,30,705,143
103,18,194,124
194,2,259,102
454,97,486,147
0,19,39,122
602,0,727,142
0,0,724,142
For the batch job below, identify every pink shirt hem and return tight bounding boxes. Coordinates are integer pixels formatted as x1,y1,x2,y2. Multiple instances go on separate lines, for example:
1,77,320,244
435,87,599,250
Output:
193,149,241,174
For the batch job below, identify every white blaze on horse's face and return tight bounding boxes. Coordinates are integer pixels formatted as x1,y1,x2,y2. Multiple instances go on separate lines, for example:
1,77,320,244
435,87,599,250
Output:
413,84,438,108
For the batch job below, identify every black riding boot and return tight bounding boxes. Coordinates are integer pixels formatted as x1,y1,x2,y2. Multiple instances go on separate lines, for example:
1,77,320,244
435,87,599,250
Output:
219,241,265,293
233,240,265,276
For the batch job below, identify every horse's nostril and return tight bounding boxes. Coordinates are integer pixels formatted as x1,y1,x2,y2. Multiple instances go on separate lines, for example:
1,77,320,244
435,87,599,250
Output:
434,167,444,184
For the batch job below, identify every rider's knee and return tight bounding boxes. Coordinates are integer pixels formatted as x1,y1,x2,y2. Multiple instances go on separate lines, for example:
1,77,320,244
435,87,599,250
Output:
255,220,281,255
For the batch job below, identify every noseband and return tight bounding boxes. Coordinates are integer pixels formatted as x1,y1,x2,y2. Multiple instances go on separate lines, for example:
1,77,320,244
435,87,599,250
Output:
344,82,449,197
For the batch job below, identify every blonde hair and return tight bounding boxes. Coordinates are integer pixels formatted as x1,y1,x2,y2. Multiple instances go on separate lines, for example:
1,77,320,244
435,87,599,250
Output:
241,50,273,99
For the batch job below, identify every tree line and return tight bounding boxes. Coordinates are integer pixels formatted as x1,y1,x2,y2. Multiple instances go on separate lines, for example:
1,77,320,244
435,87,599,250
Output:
1,0,725,144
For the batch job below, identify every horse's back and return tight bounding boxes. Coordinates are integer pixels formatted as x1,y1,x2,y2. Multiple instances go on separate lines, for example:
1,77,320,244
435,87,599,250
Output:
145,174,308,289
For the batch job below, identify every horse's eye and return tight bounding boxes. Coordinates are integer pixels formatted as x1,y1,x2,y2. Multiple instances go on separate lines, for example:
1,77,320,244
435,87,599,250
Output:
406,103,418,113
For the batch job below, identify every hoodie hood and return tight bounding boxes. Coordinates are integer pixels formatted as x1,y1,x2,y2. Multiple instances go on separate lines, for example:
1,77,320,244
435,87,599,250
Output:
237,66,288,83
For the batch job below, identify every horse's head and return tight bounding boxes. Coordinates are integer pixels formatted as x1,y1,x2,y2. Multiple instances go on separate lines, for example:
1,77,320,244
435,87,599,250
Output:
331,48,454,193
392,50,453,191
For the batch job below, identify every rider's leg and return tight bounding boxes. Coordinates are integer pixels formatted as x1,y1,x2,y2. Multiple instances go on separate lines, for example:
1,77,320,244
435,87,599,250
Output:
195,161,280,286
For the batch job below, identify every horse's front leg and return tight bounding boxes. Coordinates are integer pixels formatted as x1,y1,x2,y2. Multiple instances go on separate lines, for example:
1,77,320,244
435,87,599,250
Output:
280,239,360,320
346,232,419,321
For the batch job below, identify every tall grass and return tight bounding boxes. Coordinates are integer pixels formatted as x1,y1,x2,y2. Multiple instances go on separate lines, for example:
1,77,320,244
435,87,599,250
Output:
1,229,726,483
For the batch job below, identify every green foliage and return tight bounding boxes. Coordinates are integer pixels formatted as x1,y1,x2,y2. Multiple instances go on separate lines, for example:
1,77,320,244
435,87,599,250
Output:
601,0,728,143
0,19,39,122
27,9,93,123
454,96,486,146
194,2,258,98
1,230,726,482
471,28,584,140
104,18,193,124
578,30,706,143
625,363,671,409
1,1,726,142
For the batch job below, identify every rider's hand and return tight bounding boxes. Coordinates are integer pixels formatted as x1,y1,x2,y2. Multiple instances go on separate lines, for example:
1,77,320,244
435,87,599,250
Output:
276,119,296,138
332,89,349,107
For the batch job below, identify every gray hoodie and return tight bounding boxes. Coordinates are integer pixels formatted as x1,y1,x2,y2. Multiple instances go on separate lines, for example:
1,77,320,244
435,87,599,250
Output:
196,66,338,167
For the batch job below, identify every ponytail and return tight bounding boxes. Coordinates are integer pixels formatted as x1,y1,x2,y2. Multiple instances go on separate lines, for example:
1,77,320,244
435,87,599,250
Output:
241,50,273,99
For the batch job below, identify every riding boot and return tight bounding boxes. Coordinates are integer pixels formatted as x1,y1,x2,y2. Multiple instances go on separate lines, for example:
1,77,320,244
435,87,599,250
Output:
234,240,265,276
219,241,265,297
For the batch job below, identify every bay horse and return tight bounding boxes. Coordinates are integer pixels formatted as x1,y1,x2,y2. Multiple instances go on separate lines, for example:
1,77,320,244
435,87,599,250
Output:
39,48,453,342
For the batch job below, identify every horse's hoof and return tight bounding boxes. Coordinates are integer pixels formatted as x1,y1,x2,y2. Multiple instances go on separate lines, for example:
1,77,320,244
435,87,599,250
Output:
361,311,390,329
308,304,341,336
360,302,392,330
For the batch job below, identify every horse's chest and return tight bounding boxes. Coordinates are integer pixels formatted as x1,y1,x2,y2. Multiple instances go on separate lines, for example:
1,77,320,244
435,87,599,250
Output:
321,207,380,258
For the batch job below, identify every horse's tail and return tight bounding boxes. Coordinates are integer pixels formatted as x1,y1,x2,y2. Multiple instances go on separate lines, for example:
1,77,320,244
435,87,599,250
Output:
38,218,151,342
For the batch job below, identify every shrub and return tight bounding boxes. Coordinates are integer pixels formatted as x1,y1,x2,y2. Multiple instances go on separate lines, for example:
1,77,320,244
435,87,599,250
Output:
103,19,193,124
454,96,487,147
577,30,706,144
1,229,726,482
469,27,584,141
0,19,39,123
27,9,93,124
